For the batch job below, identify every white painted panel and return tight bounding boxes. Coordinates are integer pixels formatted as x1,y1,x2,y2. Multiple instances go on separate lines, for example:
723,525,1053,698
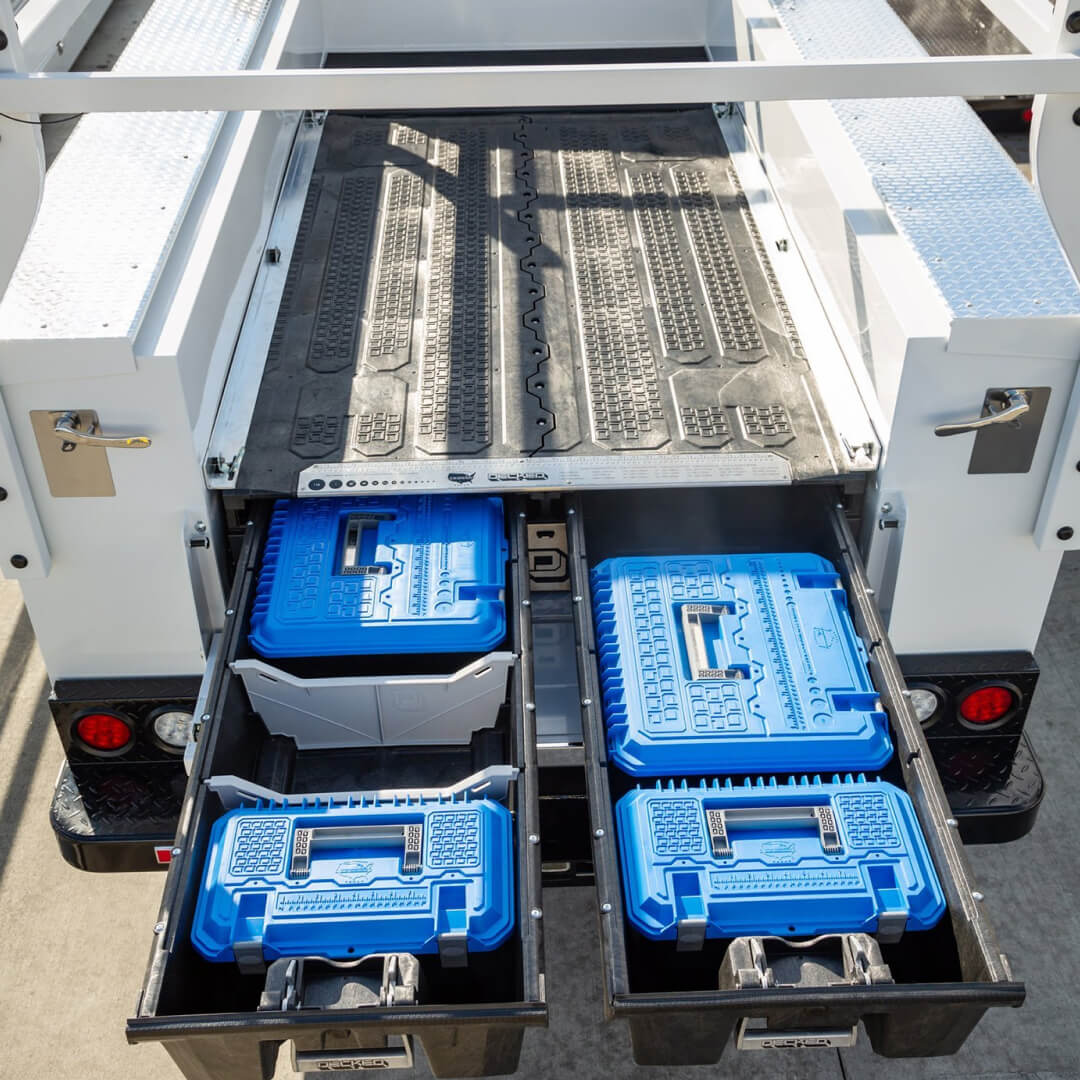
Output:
7,362,216,677
870,340,1073,654
319,0,711,51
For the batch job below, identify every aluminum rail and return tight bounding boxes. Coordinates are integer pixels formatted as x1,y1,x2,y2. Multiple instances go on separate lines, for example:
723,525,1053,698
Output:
0,54,1078,114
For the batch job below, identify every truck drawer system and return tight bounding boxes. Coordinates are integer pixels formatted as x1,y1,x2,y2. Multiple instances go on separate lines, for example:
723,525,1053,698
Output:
209,108,870,495
129,490,1022,1076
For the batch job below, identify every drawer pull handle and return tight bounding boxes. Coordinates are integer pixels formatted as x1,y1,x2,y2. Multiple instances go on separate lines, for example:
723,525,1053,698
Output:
736,1018,857,1050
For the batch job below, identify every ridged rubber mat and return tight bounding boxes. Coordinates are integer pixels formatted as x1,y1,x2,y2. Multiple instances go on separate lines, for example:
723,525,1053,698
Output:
237,109,847,494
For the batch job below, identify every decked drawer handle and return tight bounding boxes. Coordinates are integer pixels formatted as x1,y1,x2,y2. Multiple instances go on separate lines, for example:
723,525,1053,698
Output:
289,823,423,879
736,1018,858,1050
293,1035,415,1072
53,410,151,449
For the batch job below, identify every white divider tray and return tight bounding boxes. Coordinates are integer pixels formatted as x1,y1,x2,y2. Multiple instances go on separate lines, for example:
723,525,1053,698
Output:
232,652,516,749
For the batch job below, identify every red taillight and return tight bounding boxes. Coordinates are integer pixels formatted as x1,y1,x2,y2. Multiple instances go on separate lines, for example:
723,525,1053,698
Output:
75,712,133,752
958,685,1015,725
1022,107,1034,124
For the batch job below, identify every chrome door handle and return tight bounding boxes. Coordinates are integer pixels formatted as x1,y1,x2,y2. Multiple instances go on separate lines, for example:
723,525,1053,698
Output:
934,388,1030,437
53,411,151,449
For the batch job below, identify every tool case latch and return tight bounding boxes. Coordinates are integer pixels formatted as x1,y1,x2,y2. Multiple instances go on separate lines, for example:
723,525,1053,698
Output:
720,933,895,992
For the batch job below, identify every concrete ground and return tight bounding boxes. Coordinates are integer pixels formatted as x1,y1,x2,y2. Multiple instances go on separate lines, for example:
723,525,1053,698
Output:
3,2,1079,1079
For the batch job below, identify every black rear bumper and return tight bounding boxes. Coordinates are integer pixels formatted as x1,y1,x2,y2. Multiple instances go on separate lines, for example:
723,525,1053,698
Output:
51,759,184,873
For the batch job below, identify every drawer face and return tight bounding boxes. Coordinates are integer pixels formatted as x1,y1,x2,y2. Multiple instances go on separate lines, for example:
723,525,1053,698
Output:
129,501,546,1080
563,487,1022,1065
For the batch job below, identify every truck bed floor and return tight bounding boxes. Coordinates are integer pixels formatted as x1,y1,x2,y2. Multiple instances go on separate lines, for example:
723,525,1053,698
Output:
235,108,851,494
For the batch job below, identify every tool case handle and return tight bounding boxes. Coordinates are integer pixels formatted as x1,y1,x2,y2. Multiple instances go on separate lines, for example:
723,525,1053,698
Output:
705,805,842,858
289,823,424,879
679,604,742,680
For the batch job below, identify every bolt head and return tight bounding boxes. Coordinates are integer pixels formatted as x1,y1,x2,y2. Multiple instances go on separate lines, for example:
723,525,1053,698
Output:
225,608,235,616
946,818,958,827
581,698,592,707
600,903,613,913
1058,526,1074,541
528,834,539,845
525,702,535,711
154,922,165,934
593,828,605,838
521,598,531,607
972,891,985,902
880,502,892,514
193,520,207,533
530,908,543,920
171,847,181,857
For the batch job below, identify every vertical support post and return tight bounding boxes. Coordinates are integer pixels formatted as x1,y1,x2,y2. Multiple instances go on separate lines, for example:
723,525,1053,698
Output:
0,0,50,581
0,0,46,299
1031,1,1080,280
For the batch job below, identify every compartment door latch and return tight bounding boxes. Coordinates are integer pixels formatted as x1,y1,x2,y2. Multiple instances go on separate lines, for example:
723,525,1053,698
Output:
31,409,152,498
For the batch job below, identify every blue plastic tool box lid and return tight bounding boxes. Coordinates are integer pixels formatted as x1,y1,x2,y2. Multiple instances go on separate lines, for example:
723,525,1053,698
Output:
192,794,515,963
591,553,891,775
616,776,945,942
249,495,508,658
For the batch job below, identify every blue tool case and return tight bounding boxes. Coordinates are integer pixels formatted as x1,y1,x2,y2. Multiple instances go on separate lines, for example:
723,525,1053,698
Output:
249,495,508,657
616,776,945,945
591,553,891,775
191,795,515,965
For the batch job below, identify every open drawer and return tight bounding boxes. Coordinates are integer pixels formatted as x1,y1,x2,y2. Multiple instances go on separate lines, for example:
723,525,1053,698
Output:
127,504,545,1079
565,487,1023,1063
